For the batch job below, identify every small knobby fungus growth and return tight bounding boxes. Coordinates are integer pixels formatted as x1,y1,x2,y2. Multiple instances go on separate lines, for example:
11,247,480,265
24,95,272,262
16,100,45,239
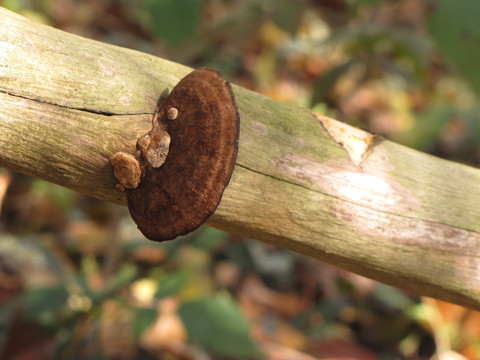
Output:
112,68,240,241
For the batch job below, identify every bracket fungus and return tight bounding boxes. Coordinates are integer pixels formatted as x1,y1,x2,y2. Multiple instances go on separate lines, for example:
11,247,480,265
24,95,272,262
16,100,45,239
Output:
112,68,240,241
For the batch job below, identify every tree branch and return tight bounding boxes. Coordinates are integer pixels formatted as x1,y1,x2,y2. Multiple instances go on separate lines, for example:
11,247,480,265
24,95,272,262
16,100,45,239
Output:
2,7,480,310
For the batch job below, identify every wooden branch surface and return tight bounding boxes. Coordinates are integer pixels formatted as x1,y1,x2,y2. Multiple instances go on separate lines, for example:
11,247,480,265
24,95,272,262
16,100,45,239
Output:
2,8,480,310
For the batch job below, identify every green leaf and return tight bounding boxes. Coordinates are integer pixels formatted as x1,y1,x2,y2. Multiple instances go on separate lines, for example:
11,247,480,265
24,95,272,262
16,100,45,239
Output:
393,104,455,151
88,264,139,303
178,295,259,359
372,284,414,311
30,179,75,211
108,264,139,291
194,227,229,250
310,60,354,107
154,270,189,300
270,0,305,35
427,0,480,94
22,285,69,326
72,275,99,303
134,307,158,340
351,0,385,6
146,0,201,47
0,299,17,350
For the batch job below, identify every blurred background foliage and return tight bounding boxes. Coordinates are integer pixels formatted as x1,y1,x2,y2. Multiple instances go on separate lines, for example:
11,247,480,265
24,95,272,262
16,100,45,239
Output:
1,0,480,359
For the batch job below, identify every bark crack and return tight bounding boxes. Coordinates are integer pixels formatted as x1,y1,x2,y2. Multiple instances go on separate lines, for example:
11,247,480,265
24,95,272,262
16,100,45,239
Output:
0,89,150,117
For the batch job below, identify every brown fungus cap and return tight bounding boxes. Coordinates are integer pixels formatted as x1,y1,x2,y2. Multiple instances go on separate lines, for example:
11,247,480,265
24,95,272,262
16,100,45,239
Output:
126,68,240,241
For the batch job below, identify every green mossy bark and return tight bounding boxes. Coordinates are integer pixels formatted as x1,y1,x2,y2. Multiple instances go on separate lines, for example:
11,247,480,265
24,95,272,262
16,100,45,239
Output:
2,8,480,310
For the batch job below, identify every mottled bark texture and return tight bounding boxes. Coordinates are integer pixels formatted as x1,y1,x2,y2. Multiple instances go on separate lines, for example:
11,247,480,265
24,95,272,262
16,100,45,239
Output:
2,8,480,310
